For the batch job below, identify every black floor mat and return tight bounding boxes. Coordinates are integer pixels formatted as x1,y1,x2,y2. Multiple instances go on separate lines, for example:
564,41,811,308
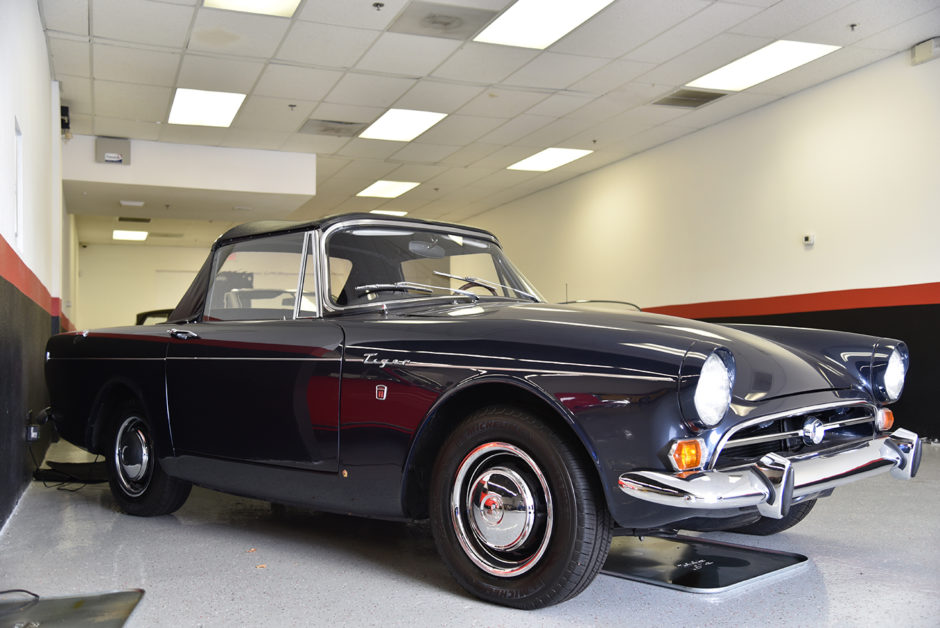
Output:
33,460,108,484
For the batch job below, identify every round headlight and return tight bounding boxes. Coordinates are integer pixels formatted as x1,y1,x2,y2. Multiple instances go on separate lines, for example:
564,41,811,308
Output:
693,351,735,427
883,348,906,401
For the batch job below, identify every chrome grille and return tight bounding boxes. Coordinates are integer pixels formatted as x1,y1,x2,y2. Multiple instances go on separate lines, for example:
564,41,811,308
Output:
712,402,877,469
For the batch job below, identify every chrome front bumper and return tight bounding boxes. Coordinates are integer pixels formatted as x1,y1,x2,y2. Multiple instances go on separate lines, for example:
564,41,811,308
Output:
618,428,921,520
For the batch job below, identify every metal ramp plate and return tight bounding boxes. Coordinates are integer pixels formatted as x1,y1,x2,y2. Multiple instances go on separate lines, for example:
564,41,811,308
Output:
602,534,808,593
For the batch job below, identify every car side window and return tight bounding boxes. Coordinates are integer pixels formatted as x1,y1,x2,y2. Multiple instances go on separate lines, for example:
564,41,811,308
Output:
205,232,306,321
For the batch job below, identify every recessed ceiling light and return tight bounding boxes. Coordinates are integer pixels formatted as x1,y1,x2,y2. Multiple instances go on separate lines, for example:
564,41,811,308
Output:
357,181,421,198
359,109,447,142
113,230,148,241
203,0,302,18
686,40,841,92
473,0,614,50
119,200,145,207
168,88,246,127
370,210,409,217
508,148,593,172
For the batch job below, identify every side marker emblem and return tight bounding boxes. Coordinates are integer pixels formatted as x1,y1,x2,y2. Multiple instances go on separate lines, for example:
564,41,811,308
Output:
376,385,388,401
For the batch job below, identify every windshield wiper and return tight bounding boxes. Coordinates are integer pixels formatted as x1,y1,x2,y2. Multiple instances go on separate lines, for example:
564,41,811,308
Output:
433,271,539,302
356,281,479,301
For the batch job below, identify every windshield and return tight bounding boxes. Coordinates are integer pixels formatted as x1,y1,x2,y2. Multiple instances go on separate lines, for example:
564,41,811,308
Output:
325,226,542,308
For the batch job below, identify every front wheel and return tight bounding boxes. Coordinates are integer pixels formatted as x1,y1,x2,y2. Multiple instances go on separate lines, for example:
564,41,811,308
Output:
429,406,612,609
106,403,191,516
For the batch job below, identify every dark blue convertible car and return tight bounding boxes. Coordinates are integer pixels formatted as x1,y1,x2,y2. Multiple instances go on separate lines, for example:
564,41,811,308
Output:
45,213,921,608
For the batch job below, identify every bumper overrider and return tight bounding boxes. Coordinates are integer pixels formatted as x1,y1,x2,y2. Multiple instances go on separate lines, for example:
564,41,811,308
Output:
618,428,922,519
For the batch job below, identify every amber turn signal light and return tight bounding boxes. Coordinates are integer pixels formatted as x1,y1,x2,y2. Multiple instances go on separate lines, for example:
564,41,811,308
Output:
876,408,895,431
669,439,705,471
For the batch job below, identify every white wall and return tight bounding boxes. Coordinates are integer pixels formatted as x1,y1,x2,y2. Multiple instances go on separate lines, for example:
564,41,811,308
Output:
77,244,208,329
471,52,940,308
0,0,61,292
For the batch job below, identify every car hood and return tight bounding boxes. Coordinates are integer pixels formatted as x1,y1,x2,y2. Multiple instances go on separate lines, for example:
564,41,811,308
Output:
391,300,881,403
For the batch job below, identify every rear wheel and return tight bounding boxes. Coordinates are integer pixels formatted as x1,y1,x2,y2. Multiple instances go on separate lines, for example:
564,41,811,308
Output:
727,499,817,536
106,402,191,516
429,405,612,609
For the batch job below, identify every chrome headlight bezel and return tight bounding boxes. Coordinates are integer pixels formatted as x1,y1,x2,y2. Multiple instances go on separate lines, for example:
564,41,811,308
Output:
872,344,908,403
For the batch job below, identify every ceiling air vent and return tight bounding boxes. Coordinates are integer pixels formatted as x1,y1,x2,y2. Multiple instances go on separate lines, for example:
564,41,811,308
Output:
389,1,498,40
300,119,369,137
654,89,727,108
118,216,151,223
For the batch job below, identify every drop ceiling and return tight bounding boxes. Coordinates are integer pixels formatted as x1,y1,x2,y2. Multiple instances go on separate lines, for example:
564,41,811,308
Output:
39,0,940,246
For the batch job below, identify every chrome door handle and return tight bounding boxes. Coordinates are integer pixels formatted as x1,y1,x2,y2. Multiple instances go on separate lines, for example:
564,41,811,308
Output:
168,329,199,340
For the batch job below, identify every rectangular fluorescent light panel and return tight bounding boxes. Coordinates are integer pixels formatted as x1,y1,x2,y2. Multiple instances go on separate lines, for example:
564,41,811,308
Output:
370,210,409,217
686,40,841,92
113,230,148,241
359,109,447,142
508,148,592,172
119,200,145,207
168,88,246,127
203,0,301,18
357,181,421,198
474,0,614,50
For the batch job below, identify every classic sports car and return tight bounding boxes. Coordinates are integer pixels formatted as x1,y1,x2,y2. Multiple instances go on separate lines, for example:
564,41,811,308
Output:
45,213,921,608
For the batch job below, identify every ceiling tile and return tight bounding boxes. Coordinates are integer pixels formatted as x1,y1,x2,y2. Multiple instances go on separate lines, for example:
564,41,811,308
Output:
280,134,352,155
425,167,496,188
385,163,448,182
788,0,940,47
220,128,291,151
188,8,291,58
665,91,780,129
525,93,595,117
297,0,410,30
479,114,554,144
177,54,264,93
568,59,657,94
57,76,93,114
393,80,485,113
277,22,379,69
626,2,764,64
415,115,506,144
391,143,461,164
637,32,771,87
502,53,608,90
48,37,91,78
337,138,405,160
729,0,856,39
458,88,548,117
857,8,940,51
92,0,195,47
254,64,343,101
432,43,539,84
324,72,416,107
40,0,88,36
436,142,503,167
514,116,596,148
232,96,315,133
93,44,180,87
93,116,162,141
313,156,353,179
332,159,400,181
565,83,672,121
93,80,172,121
356,32,462,76
552,0,710,59
159,124,227,145
471,145,538,169
310,102,385,123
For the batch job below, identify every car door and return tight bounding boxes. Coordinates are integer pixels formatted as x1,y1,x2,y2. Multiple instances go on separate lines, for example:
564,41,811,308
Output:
165,230,343,472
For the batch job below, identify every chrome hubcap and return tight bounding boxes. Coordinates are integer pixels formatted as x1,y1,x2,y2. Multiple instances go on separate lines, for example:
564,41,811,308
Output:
451,442,552,577
114,416,152,497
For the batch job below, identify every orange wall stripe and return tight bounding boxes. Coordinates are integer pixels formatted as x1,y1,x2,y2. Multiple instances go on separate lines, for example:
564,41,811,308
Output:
0,233,55,315
645,282,940,319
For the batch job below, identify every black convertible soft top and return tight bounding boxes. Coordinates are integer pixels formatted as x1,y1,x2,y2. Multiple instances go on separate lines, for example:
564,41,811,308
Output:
168,213,498,323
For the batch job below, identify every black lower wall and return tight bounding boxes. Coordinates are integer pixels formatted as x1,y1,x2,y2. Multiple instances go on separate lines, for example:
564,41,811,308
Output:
704,303,938,439
0,276,52,527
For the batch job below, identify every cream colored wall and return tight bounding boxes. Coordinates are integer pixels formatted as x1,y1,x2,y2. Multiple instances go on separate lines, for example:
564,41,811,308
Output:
470,52,940,308
77,244,208,329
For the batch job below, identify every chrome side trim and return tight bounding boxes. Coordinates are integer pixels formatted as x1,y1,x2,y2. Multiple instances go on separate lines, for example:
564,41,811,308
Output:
619,428,921,519
709,399,874,467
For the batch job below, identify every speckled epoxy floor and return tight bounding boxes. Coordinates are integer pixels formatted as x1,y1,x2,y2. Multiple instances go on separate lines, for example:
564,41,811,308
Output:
2,442,938,627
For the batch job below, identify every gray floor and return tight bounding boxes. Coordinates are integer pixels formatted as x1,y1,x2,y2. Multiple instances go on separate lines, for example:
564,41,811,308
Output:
2,441,938,627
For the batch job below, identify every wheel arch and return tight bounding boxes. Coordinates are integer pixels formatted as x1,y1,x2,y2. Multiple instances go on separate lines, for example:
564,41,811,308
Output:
86,376,169,457
401,376,605,520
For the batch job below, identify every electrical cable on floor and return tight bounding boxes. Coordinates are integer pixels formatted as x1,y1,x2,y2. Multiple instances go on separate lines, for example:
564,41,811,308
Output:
28,442,102,492
0,588,40,616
